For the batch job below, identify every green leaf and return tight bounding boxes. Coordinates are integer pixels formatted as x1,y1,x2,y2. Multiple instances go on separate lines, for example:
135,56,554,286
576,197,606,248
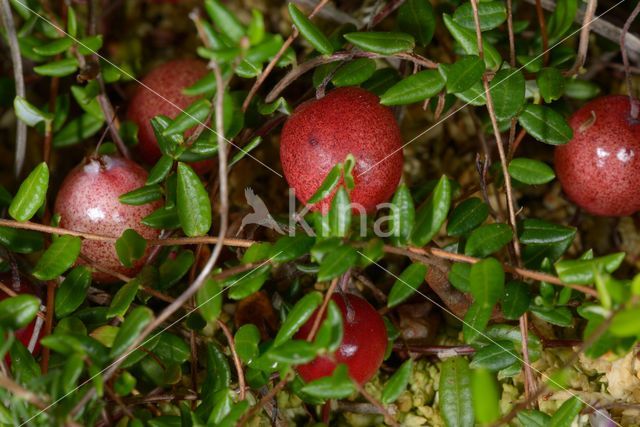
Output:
464,258,504,342
343,32,415,55
387,263,428,308
555,252,625,284
143,206,181,229
9,162,49,222
229,136,262,168
549,396,583,427
443,15,501,69
489,68,525,120
53,113,104,147
163,99,212,137
547,0,578,42
447,197,489,236
439,357,474,427
382,359,412,404
0,227,44,253
33,235,82,280
196,277,223,322
439,56,485,94
14,96,53,126
115,229,147,268
77,35,104,55
449,262,472,292
328,187,351,238
470,341,518,371
33,58,79,77
530,306,573,327
519,219,575,245
110,307,154,357
107,279,141,319
453,1,507,31
380,70,445,105
565,79,600,100
411,175,452,246
455,80,486,106
307,162,342,205
501,281,531,320
317,244,358,282
537,68,565,103
331,58,377,87
119,184,163,205
610,308,640,337
508,158,555,185
159,250,195,289
235,324,261,364
61,353,84,393
266,339,317,363
389,183,415,246
177,163,212,237
32,37,73,56
271,234,315,262
465,223,513,258
288,3,334,55
300,364,355,399
274,291,323,346
227,264,271,300
146,156,174,186
471,369,500,423
55,266,91,318
0,295,39,329
313,300,343,352
518,104,573,145
517,410,551,427
204,0,245,43
397,0,436,45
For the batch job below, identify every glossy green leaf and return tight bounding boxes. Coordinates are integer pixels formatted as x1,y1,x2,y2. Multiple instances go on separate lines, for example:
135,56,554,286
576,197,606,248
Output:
547,0,578,42
300,364,355,399
518,104,573,145
443,15,501,69
465,223,513,257
33,58,79,77
163,99,212,137
537,67,565,103
449,262,472,292
110,307,154,357
307,163,342,205
53,113,104,147
530,306,573,327
266,339,317,363
332,58,377,87
55,266,91,318
14,96,53,126
328,187,351,238
235,324,261,364
610,308,640,336
343,32,415,55
489,68,525,120
439,56,485,94
143,206,181,229
274,291,322,346
470,341,518,371
119,184,163,205
389,184,415,246
177,163,212,237
555,252,625,284
501,281,531,320
204,0,245,43
159,250,195,289
519,219,575,245
9,162,49,222
508,158,555,185
107,279,141,319
387,263,428,308
471,369,500,423
312,300,343,352
381,359,412,404
439,357,474,427
453,1,507,31
77,35,104,55
517,410,551,427
455,80,486,105
0,295,39,329
464,258,504,342
549,396,583,427
397,0,436,45
61,353,84,393
33,235,82,280
565,79,600,100
411,176,452,246
229,136,261,168
288,3,334,55
197,277,224,322
0,227,44,253
227,264,271,300
317,245,358,282
380,70,445,105
271,234,315,262
33,37,73,56
447,197,489,236
115,229,147,268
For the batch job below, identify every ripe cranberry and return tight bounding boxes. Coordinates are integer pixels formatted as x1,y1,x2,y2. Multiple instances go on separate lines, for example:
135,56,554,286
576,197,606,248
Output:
0,273,42,357
294,293,388,384
555,95,640,216
54,155,162,283
280,87,404,213
127,59,212,174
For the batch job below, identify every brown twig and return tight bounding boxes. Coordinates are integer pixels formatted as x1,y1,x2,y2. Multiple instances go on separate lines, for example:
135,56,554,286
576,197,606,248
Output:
238,374,292,425
306,276,341,341
352,381,399,427
620,0,640,119
242,0,331,112
567,0,598,76
216,319,246,401
40,280,56,373
535,0,550,65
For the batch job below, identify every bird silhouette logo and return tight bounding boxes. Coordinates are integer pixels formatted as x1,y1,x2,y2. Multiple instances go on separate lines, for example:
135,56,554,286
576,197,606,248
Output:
238,187,285,235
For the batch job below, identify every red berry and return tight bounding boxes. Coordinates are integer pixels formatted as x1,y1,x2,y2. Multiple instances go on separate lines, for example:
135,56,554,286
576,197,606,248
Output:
555,95,640,216
0,273,42,357
54,155,162,283
280,87,404,213
294,293,388,384
127,59,212,174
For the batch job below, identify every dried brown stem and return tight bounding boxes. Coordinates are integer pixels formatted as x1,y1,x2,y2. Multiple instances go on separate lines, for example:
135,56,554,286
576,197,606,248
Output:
535,0,550,65
352,381,399,427
621,0,640,119
238,374,292,425
567,0,598,76
216,319,246,401
306,276,340,341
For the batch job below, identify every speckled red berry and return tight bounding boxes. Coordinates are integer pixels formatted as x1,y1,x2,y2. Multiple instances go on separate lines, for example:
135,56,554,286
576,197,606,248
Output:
294,293,388,384
0,273,42,357
54,155,162,283
127,59,212,174
280,87,404,213
555,95,640,216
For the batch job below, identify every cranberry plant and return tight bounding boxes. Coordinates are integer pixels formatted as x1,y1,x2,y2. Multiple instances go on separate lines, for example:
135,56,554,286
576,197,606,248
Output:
0,0,639,426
